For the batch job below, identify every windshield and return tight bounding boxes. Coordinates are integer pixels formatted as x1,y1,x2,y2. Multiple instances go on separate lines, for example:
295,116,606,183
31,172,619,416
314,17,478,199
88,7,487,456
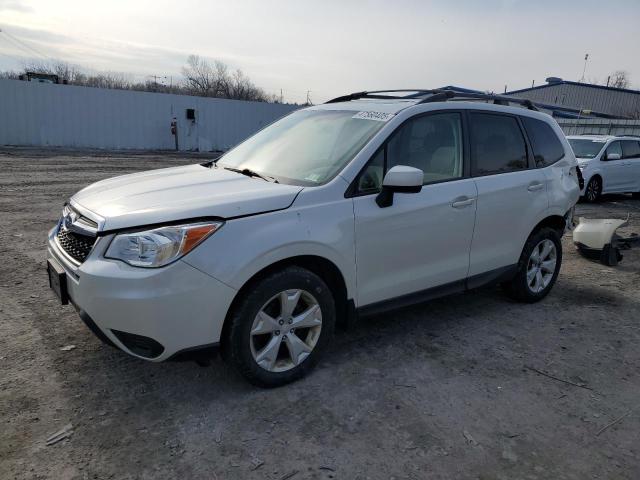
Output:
568,138,607,159
217,109,388,185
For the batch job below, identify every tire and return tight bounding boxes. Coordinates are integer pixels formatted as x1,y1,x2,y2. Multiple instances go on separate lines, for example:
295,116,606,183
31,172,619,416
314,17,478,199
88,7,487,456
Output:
584,176,602,203
502,227,562,303
224,266,335,387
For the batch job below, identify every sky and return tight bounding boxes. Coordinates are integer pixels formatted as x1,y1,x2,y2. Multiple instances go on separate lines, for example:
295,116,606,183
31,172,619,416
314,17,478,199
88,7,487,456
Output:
0,0,639,103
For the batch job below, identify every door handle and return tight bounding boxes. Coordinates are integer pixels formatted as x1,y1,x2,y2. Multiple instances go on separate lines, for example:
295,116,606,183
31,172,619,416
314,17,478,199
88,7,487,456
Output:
527,182,544,192
451,197,475,208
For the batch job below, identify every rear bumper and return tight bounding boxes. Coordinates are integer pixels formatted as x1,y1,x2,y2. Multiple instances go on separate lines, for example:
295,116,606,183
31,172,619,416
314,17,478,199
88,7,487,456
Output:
48,227,237,362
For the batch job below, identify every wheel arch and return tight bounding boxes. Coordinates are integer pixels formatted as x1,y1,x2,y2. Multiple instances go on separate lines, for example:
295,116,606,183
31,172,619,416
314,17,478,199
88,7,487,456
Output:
584,172,603,189
530,214,566,239
220,255,351,349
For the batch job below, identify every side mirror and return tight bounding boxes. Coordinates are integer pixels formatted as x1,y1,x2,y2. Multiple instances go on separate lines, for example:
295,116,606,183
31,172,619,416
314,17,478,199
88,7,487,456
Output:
375,165,423,208
605,152,621,161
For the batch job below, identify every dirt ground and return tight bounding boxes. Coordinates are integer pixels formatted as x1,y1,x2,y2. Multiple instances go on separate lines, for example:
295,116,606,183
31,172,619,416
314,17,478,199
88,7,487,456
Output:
1,147,639,480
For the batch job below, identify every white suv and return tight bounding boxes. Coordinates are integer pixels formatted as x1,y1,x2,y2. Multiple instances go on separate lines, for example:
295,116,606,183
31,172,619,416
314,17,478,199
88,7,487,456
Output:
567,135,640,202
47,89,580,387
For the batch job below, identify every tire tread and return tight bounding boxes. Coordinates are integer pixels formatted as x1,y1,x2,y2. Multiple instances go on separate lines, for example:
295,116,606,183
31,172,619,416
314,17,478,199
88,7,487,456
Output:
503,227,562,303
224,266,335,387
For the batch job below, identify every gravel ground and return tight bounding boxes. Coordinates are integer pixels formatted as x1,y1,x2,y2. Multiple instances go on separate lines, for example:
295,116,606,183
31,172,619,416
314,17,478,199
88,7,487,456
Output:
1,147,639,480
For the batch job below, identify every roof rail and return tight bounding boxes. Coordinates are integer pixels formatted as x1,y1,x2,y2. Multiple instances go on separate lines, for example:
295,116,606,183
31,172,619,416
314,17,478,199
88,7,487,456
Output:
325,88,540,111
325,89,439,103
417,90,539,111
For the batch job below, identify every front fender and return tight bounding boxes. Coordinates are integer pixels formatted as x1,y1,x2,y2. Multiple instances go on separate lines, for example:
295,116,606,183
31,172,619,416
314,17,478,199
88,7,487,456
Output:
580,168,602,194
182,200,357,301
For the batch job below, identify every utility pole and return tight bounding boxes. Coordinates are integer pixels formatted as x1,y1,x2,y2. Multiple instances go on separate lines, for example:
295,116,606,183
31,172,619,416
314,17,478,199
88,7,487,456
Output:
580,53,589,82
531,79,535,88
148,75,159,92
148,75,169,92
280,89,283,103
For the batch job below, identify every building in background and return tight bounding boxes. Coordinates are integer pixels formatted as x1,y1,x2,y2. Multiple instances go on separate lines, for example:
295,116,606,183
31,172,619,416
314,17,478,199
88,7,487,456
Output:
18,71,61,84
508,77,640,119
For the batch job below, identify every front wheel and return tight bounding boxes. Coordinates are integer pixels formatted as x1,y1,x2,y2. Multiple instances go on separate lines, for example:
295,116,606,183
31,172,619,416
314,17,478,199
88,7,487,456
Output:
503,227,562,303
584,176,602,203
224,266,335,387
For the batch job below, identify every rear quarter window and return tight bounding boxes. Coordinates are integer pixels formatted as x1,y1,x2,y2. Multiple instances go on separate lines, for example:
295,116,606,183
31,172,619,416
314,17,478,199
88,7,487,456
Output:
521,117,565,168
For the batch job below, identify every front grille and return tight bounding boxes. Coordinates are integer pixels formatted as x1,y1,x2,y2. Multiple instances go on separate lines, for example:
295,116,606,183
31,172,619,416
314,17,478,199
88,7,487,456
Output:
56,228,96,263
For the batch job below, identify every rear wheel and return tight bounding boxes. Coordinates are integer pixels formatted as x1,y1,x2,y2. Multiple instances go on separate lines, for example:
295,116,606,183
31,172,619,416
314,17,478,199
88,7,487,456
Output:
503,227,562,303
224,266,335,387
584,176,602,203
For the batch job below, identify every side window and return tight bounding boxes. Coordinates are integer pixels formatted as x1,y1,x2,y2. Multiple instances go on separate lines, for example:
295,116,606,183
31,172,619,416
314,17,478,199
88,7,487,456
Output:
605,141,622,159
355,147,384,193
386,113,463,184
621,140,640,159
470,113,528,175
521,116,565,167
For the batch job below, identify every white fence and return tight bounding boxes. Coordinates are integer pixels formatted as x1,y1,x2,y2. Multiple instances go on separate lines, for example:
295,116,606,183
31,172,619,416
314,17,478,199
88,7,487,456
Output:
557,118,640,137
0,79,299,151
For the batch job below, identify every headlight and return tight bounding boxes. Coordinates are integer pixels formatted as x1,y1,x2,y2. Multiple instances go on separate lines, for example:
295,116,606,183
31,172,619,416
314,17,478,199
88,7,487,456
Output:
105,221,223,268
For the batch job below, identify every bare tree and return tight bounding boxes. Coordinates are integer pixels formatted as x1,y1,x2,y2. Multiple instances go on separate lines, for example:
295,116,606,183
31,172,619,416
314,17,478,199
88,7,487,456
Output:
22,60,84,83
0,70,20,80
182,55,228,97
228,68,269,101
182,55,269,101
609,70,630,89
83,72,133,90
3,55,279,103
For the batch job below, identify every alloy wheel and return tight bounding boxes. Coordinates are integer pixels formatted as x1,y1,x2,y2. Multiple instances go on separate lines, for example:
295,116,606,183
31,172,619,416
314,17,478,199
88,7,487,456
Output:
526,239,557,293
586,178,600,202
249,289,322,372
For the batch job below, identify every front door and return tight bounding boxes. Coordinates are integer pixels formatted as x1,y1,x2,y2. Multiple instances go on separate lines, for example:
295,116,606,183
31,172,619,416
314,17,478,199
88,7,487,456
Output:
601,141,627,192
352,112,477,307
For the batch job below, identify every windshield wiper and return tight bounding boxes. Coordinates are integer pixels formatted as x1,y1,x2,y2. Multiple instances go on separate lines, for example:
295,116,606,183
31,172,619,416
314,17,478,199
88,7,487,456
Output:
220,166,278,183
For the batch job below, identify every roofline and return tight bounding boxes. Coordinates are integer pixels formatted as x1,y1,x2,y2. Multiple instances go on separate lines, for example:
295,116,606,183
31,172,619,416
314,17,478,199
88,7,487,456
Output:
437,85,484,94
507,80,640,96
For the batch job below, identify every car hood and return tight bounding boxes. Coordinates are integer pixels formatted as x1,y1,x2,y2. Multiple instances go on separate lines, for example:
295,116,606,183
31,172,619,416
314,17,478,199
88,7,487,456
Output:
71,164,303,231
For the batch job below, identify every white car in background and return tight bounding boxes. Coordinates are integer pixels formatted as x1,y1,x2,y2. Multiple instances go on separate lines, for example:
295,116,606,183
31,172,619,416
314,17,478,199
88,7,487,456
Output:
47,89,580,387
567,135,640,202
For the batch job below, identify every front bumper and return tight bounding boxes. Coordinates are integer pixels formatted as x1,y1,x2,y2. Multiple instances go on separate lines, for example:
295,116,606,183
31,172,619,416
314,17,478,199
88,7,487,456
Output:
47,226,237,362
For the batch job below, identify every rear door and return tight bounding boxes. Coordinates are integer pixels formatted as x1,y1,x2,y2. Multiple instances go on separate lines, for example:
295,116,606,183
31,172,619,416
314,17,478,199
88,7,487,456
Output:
520,116,574,214
621,140,640,192
468,112,548,277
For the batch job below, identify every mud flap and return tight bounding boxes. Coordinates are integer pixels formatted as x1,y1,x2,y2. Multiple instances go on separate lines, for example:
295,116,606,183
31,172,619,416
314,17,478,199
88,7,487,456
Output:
600,243,623,267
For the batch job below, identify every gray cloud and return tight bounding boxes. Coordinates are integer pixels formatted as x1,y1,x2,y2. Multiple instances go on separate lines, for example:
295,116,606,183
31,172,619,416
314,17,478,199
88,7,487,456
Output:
0,0,33,13
0,0,639,103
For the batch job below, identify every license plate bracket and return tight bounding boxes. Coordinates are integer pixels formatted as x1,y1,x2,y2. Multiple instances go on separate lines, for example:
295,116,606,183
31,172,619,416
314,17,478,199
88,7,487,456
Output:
47,258,69,305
